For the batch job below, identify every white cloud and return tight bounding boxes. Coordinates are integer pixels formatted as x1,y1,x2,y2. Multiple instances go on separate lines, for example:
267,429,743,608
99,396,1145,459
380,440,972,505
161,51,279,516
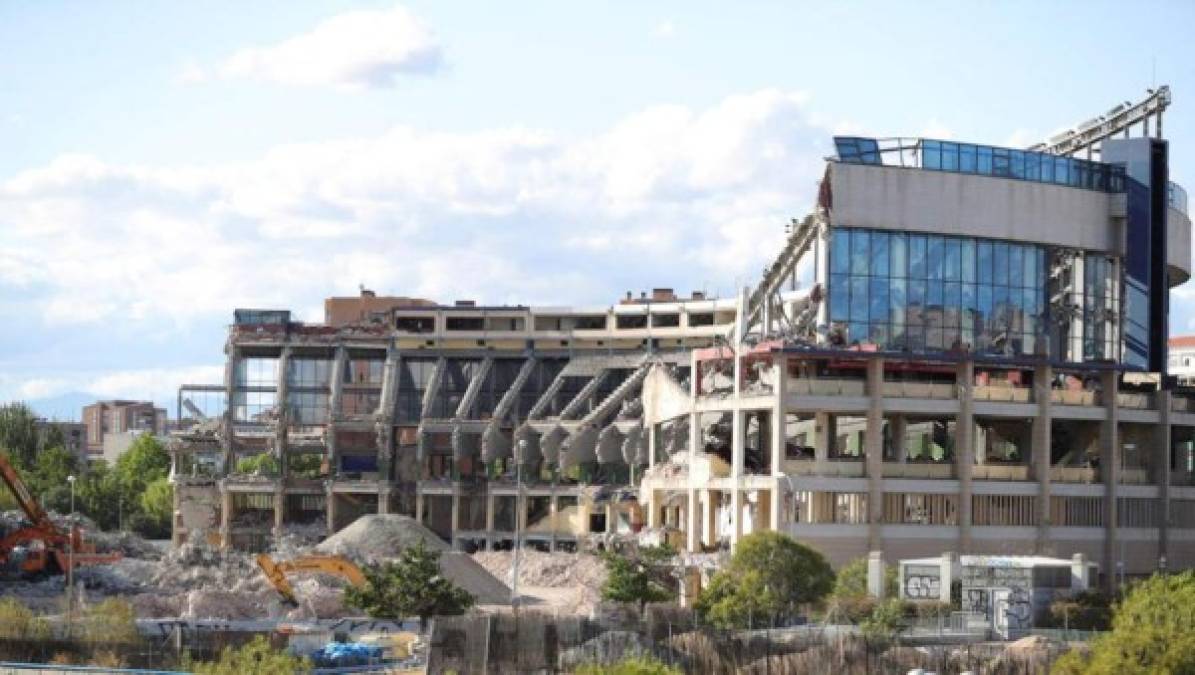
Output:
6,365,224,406
655,20,676,38
0,88,832,351
198,4,442,89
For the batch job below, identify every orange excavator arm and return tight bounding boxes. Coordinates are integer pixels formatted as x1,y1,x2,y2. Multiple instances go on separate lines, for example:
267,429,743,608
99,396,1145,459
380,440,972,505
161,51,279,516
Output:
256,554,367,605
0,454,56,534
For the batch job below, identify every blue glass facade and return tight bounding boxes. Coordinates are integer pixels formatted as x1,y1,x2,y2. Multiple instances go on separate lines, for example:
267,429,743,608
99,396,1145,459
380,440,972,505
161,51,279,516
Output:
829,228,1047,356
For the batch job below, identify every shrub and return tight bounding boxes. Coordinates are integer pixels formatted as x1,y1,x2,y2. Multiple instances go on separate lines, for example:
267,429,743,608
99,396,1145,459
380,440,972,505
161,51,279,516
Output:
186,635,310,675
0,598,49,640
575,656,683,675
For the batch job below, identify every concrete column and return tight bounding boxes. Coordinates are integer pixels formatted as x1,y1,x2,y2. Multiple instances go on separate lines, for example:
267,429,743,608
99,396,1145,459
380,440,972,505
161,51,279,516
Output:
378,489,391,515
273,486,285,540
1157,389,1172,569
647,490,661,528
814,413,834,463
415,492,425,524
1100,370,1120,593
1033,364,1053,554
686,488,700,553
275,347,292,479
171,485,184,547
772,358,787,476
221,347,240,477
219,487,233,549
956,360,975,553
325,487,337,534
891,416,908,463
547,495,558,551
704,490,718,547
867,550,886,599
939,552,957,604
865,358,884,550
450,494,461,549
730,407,744,549
1072,553,1091,591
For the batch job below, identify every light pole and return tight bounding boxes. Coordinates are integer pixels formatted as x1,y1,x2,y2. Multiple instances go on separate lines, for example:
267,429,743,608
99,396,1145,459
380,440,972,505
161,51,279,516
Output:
511,440,526,609
66,474,76,634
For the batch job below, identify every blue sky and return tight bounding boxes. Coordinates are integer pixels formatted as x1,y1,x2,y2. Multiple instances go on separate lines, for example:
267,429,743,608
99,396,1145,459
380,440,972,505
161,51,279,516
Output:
2,1,1194,419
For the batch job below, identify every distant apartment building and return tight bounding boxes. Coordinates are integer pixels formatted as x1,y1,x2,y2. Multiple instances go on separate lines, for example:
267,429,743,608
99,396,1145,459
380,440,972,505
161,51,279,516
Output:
33,419,87,465
1170,336,1195,385
323,288,436,327
82,400,168,461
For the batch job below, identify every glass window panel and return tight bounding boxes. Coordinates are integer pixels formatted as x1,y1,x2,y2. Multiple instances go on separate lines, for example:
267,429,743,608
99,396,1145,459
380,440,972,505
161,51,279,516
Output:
963,283,977,312
830,274,849,321
850,276,869,322
850,321,868,344
977,242,993,284
871,231,889,277
831,229,850,274
993,286,1009,328
1037,249,1047,289
993,243,1009,286
978,146,993,174
927,236,944,280
941,142,959,171
1023,246,1036,287
1010,151,1025,179
1055,157,1069,185
1024,153,1040,181
922,140,941,170
978,285,993,317
1009,246,1024,288
962,239,976,283
890,278,906,326
870,278,889,322
869,322,889,346
944,282,961,310
850,229,870,275
909,235,927,279
960,145,977,173
927,280,944,308
889,233,907,278
1040,155,1054,182
908,279,926,307
993,149,1010,177
944,239,961,281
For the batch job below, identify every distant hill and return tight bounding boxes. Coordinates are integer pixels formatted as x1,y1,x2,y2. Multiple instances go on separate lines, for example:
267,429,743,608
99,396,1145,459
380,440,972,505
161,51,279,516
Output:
18,392,96,422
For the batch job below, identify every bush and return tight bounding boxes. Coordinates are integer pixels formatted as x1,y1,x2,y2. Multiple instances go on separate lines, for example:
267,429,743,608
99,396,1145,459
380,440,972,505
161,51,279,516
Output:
0,598,49,640
186,635,310,675
860,598,907,645
80,599,139,645
1052,571,1195,674
575,656,683,675
600,545,677,607
235,453,279,475
344,540,475,628
1043,589,1112,631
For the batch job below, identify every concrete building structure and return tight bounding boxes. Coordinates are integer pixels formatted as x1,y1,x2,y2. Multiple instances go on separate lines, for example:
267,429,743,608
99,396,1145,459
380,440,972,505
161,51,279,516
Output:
322,289,436,327
83,400,168,458
171,87,1195,591
33,419,87,465
1169,335,1195,385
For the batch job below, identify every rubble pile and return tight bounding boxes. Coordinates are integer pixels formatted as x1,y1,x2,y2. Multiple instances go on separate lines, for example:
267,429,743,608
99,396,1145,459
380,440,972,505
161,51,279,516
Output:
316,514,510,605
2,513,511,620
472,549,607,612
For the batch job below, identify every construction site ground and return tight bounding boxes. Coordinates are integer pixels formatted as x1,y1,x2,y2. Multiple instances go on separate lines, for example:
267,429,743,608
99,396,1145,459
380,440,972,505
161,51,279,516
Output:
0,511,610,622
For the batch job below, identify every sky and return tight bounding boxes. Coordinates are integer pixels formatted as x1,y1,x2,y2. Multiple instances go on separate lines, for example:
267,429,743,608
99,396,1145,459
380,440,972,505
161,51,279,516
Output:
2,0,1195,420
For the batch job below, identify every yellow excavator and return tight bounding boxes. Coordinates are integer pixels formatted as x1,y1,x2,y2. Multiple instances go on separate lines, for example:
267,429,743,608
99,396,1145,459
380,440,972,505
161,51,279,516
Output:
256,553,367,606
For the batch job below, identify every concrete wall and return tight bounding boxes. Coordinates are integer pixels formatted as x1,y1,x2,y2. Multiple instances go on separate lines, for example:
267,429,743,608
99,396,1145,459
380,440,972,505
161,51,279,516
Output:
830,162,1116,253
1168,206,1192,284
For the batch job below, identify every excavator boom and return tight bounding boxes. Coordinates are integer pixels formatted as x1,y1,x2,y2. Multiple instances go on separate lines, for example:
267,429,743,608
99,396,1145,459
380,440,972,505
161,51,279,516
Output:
0,454,55,533
256,554,367,606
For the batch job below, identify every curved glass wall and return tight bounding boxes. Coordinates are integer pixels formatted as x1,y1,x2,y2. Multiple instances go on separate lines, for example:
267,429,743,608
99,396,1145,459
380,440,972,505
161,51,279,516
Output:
829,228,1047,357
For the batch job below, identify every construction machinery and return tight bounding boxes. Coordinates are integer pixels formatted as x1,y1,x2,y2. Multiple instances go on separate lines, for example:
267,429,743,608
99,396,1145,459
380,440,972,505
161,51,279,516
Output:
256,553,368,606
0,455,121,578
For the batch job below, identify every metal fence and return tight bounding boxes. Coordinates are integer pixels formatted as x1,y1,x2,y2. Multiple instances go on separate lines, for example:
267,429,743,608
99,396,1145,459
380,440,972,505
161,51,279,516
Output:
427,604,1083,674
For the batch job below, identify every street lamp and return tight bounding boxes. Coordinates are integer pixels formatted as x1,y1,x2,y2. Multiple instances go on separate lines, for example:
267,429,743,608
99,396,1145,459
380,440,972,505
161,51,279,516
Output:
66,474,76,633
511,440,526,609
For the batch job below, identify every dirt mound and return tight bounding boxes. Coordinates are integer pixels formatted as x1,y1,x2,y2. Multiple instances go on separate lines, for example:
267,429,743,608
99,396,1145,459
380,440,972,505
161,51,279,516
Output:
315,514,447,559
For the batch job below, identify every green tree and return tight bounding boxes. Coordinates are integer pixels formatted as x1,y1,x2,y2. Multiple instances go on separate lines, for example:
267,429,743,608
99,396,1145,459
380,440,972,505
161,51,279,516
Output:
600,544,677,608
234,453,279,475
186,635,310,675
75,462,122,530
28,445,79,503
695,531,834,629
114,434,170,496
1052,571,1195,674
0,403,40,468
344,540,475,628
138,477,173,537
